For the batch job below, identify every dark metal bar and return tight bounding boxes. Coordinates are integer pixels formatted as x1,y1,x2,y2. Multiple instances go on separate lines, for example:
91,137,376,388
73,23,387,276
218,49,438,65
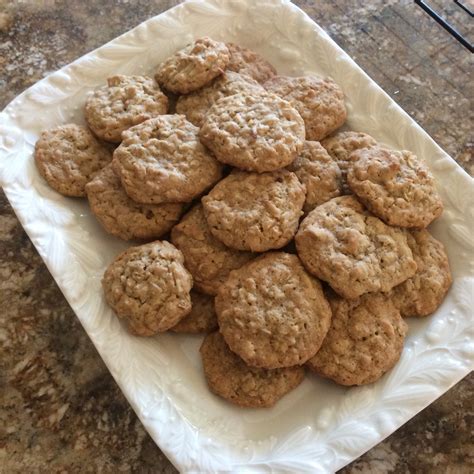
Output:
454,0,474,17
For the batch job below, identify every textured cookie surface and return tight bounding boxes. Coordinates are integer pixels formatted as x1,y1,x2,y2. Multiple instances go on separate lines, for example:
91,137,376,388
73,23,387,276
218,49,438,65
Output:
200,332,305,408
155,37,230,94
347,147,443,228
202,170,305,252
171,204,254,295
112,115,223,204
307,293,407,386
85,164,183,241
215,252,332,369
34,123,112,197
102,241,192,336
321,130,377,193
176,71,264,127
171,291,218,333
264,75,346,141
287,140,342,213
391,230,452,317
225,43,277,84
295,196,417,299
85,75,168,143
199,92,305,172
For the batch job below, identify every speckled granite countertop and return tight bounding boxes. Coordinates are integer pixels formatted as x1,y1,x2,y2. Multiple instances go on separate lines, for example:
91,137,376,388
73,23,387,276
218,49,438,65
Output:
1,1,472,472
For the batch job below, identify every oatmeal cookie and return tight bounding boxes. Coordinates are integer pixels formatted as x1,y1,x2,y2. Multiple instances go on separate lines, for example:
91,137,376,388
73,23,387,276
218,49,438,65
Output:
102,241,192,336
34,123,112,197
202,170,305,252
155,37,230,94
287,140,342,213
171,204,254,295
307,293,407,386
112,115,223,204
85,164,183,241
264,75,346,141
215,252,332,369
347,146,443,228
171,291,218,333
85,75,168,143
295,196,417,299
390,230,452,317
199,92,305,172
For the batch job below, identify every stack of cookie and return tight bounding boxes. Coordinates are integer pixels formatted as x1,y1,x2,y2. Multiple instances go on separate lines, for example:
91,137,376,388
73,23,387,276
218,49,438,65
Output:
34,37,452,409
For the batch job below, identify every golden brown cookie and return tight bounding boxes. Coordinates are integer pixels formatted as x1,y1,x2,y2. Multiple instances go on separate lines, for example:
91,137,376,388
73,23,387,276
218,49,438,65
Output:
347,146,443,228
170,204,254,295
84,75,168,143
264,75,346,141
34,123,112,197
390,230,452,317
155,37,230,94
199,92,305,172
85,164,184,241
215,252,332,369
202,170,305,252
171,291,218,334
307,293,407,386
287,140,342,213
102,241,192,336
295,196,417,299
112,115,223,204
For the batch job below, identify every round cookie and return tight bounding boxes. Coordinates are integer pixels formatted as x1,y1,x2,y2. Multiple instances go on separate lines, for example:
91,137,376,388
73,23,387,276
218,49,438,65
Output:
85,164,184,241
306,293,407,386
215,252,332,369
287,140,342,213
264,75,346,141
112,115,223,204
171,204,255,295
34,123,112,197
321,130,377,193
85,75,168,143
199,92,305,172
102,241,192,336
347,146,443,228
171,291,218,334
200,332,305,408
155,37,230,94
176,71,265,127
295,195,417,299
391,230,452,317
202,170,305,252
225,43,276,84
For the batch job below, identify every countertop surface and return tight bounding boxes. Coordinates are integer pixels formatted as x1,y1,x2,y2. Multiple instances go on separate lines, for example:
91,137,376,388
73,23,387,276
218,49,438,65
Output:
1,0,472,472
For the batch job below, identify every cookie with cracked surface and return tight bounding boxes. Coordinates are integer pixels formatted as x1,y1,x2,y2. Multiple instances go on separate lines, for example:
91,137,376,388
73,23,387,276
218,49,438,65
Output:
264,75,346,141
112,115,223,204
85,75,168,143
200,332,305,408
199,92,305,172
34,123,112,197
85,164,184,241
295,196,417,299
225,42,276,84
170,204,254,295
202,170,305,252
307,293,407,386
347,146,443,228
176,71,264,127
102,241,192,336
155,37,230,94
321,130,377,193
171,291,218,333
390,230,452,317
215,252,332,369
287,140,342,213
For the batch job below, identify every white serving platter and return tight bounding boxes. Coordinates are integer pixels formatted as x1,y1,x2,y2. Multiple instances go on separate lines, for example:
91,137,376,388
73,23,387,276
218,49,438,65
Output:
0,0,473,472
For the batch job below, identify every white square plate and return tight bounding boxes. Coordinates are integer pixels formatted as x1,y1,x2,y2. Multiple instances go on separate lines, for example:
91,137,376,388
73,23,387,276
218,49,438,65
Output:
1,0,473,471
